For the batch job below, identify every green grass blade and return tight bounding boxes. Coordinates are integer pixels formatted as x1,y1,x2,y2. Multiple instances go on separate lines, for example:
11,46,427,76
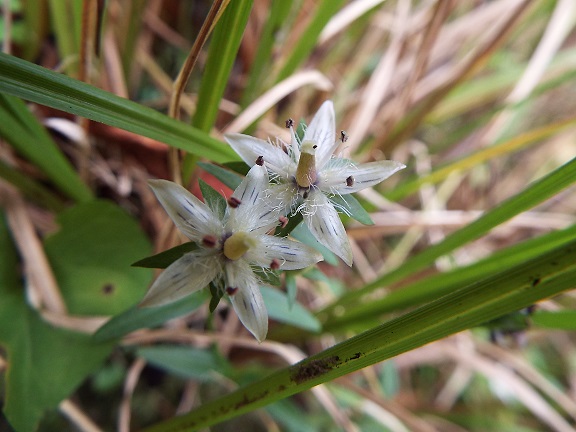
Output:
191,0,252,133
0,53,237,163
324,223,576,332
275,0,346,83
47,0,80,73
0,160,65,211
0,96,93,202
182,0,253,178
320,156,576,325
143,237,576,432
240,1,294,106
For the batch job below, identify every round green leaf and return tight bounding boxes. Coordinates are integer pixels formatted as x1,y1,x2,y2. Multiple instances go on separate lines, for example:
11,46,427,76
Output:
44,200,153,315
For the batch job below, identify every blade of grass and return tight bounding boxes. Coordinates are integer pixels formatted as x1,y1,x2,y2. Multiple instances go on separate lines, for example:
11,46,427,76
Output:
0,160,65,211
182,0,253,180
319,156,576,326
0,95,92,202
0,53,238,163
323,223,576,333
47,0,80,74
275,0,346,83
240,1,294,106
143,236,576,432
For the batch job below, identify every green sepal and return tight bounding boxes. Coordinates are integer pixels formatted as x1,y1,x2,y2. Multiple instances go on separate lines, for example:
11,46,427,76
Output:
198,162,243,190
199,179,227,219
132,242,198,269
330,193,374,226
275,213,303,237
209,283,224,313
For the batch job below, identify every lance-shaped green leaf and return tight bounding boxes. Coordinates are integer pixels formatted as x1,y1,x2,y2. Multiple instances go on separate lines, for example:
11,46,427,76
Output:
0,52,237,163
143,236,576,432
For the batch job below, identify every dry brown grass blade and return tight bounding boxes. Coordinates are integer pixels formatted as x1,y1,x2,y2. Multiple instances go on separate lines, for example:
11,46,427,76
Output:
377,0,532,153
2,185,67,314
384,0,454,136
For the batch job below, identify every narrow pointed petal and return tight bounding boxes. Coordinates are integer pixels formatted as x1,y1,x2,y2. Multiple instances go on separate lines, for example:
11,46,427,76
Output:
148,179,223,242
304,190,353,266
227,164,279,234
321,160,406,194
245,235,322,270
224,133,294,179
288,125,301,161
303,101,337,170
140,253,220,307
226,260,268,342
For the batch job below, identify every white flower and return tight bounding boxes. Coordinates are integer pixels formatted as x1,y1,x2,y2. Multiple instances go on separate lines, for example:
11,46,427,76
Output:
141,164,322,342
225,101,405,266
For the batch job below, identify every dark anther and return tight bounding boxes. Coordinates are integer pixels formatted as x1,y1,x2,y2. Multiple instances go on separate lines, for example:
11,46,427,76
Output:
256,155,264,166
270,258,280,270
202,235,218,248
340,130,348,142
346,175,355,187
285,118,294,128
227,197,242,208
226,286,238,295
278,216,289,228
303,190,309,199
312,144,317,149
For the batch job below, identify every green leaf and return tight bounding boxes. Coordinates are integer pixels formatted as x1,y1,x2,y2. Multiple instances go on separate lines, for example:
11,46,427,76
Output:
320,156,576,326
532,310,576,330
275,0,346,82
0,159,65,211
44,200,153,316
0,94,92,202
209,283,224,313
136,346,230,381
240,1,295,106
198,162,244,190
285,271,298,310
261,286,321,333
144,237,576,432
191,0,253,133
199,179,227,219
93,291,209,342
183,0,253,177
0,53,238,163
330,193,374,225
0,213,114,432
328,223,576,330
132,242,199,269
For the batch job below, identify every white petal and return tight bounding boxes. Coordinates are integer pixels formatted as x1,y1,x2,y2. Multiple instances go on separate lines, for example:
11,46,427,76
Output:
148,179,223,242
321,160,406,194
288,124,301,161
224,133,294,179
244,235,322,270
268,183,299,215
140,253,220,307
304,190,353,266
303,101,338,170
226,260,268,342
227,164,279,234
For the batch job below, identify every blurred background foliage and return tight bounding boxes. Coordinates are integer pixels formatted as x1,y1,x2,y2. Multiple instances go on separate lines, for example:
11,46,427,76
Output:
1,0,576,431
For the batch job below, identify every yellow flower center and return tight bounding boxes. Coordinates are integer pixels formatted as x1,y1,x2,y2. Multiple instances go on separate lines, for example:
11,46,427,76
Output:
295,141,317,188
223,231,254,260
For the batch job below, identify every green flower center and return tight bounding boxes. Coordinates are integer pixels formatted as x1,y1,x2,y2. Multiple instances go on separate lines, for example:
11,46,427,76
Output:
223,231,255,260
295,141,317,188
